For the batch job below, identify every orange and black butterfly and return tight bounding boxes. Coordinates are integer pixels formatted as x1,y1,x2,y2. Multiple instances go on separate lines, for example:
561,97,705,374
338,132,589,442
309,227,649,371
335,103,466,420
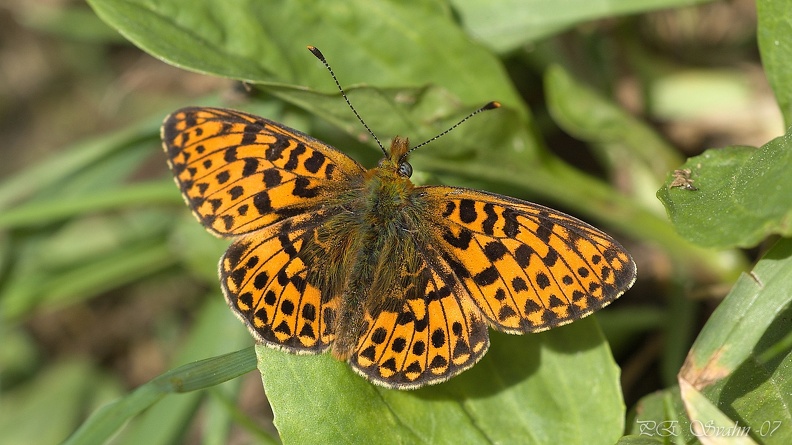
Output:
161,47,636,389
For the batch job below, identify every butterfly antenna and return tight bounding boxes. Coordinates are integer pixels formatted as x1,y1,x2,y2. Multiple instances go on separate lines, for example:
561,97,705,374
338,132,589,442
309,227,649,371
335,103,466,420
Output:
307,46,387,156
406,101,501,158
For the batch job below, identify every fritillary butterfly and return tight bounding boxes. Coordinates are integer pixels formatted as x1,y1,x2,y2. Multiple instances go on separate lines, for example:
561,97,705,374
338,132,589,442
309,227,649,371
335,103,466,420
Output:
161,47,636,389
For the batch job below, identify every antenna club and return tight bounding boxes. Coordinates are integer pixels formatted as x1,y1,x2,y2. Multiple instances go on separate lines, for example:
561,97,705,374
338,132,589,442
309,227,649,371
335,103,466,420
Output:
484,101,501,110
307,46,325,61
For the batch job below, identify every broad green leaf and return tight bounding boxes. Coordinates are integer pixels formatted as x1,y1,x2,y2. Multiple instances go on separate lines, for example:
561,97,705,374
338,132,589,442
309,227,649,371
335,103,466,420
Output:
258,83,535,171
451,0,716,53
86,0,523,112
657,128,792,248
260,319,624,444
758,0,792,126
677,238,792,445
85,0,548,215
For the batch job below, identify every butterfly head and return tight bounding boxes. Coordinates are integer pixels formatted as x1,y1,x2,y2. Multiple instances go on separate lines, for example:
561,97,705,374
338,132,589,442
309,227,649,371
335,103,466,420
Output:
378,136,413,178
374,102,501,180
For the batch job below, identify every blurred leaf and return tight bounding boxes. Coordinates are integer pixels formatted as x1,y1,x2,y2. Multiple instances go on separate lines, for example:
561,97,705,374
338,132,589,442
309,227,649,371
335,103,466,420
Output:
650,69,753,121
545,64,680,180
678,238,792,445
758,0,792,126
0,181,177,229
451,0,716,53
0,362,120,445
112,298,257,445
63,348,253,445
0,118,159,211
170,213,231,282
597,307,666,356
2,233,176,321
14,3,124,42
261,319,624,444
0,329,40,385
657,128,792,249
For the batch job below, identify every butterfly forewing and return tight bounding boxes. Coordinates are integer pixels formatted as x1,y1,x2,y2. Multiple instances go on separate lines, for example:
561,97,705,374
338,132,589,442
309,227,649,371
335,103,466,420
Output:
162,107,364,353
162,107,364,236
423,186,636,333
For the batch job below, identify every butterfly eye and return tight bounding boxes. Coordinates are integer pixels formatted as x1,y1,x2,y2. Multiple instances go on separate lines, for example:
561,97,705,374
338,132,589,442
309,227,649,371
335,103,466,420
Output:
397,162,413,177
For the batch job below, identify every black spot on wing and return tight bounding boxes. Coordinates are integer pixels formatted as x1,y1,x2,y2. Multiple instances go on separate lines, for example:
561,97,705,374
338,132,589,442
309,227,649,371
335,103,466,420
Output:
284,143,307,170
243,158,259,176
502,208,520,237
443,228,472,249
458,199,477,223
303,151,326,174
482,203,497,235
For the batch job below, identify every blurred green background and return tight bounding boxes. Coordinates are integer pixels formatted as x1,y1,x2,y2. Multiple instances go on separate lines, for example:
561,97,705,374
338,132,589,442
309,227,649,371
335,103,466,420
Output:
1,0,789,444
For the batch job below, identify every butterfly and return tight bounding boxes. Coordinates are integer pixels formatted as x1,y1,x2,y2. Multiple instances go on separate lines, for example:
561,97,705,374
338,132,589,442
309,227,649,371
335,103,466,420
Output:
161,47,636,389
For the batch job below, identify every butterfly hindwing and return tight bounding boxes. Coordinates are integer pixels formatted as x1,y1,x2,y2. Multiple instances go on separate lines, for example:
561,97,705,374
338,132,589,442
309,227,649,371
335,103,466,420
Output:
162,107,365,236
423,186,636,333
220,212,339,353
350,255,489,389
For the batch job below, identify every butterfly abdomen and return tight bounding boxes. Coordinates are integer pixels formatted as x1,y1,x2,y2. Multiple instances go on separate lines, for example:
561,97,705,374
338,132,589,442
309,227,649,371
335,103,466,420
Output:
328,166,423,359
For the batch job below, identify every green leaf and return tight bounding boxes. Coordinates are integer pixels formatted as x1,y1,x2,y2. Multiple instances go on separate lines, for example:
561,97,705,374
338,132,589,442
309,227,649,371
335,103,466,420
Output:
657,128,792,249
624,386,695,444
758,0,792,126
679,379,759,444
260,319,624,444
86,0,522,111
677,238,792,445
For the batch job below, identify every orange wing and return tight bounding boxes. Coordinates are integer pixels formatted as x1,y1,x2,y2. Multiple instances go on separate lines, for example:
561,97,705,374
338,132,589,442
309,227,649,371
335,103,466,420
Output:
162,107,365,352
349,245,490,389
161,107,364,236
422,186,636,333
219,212,341,352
